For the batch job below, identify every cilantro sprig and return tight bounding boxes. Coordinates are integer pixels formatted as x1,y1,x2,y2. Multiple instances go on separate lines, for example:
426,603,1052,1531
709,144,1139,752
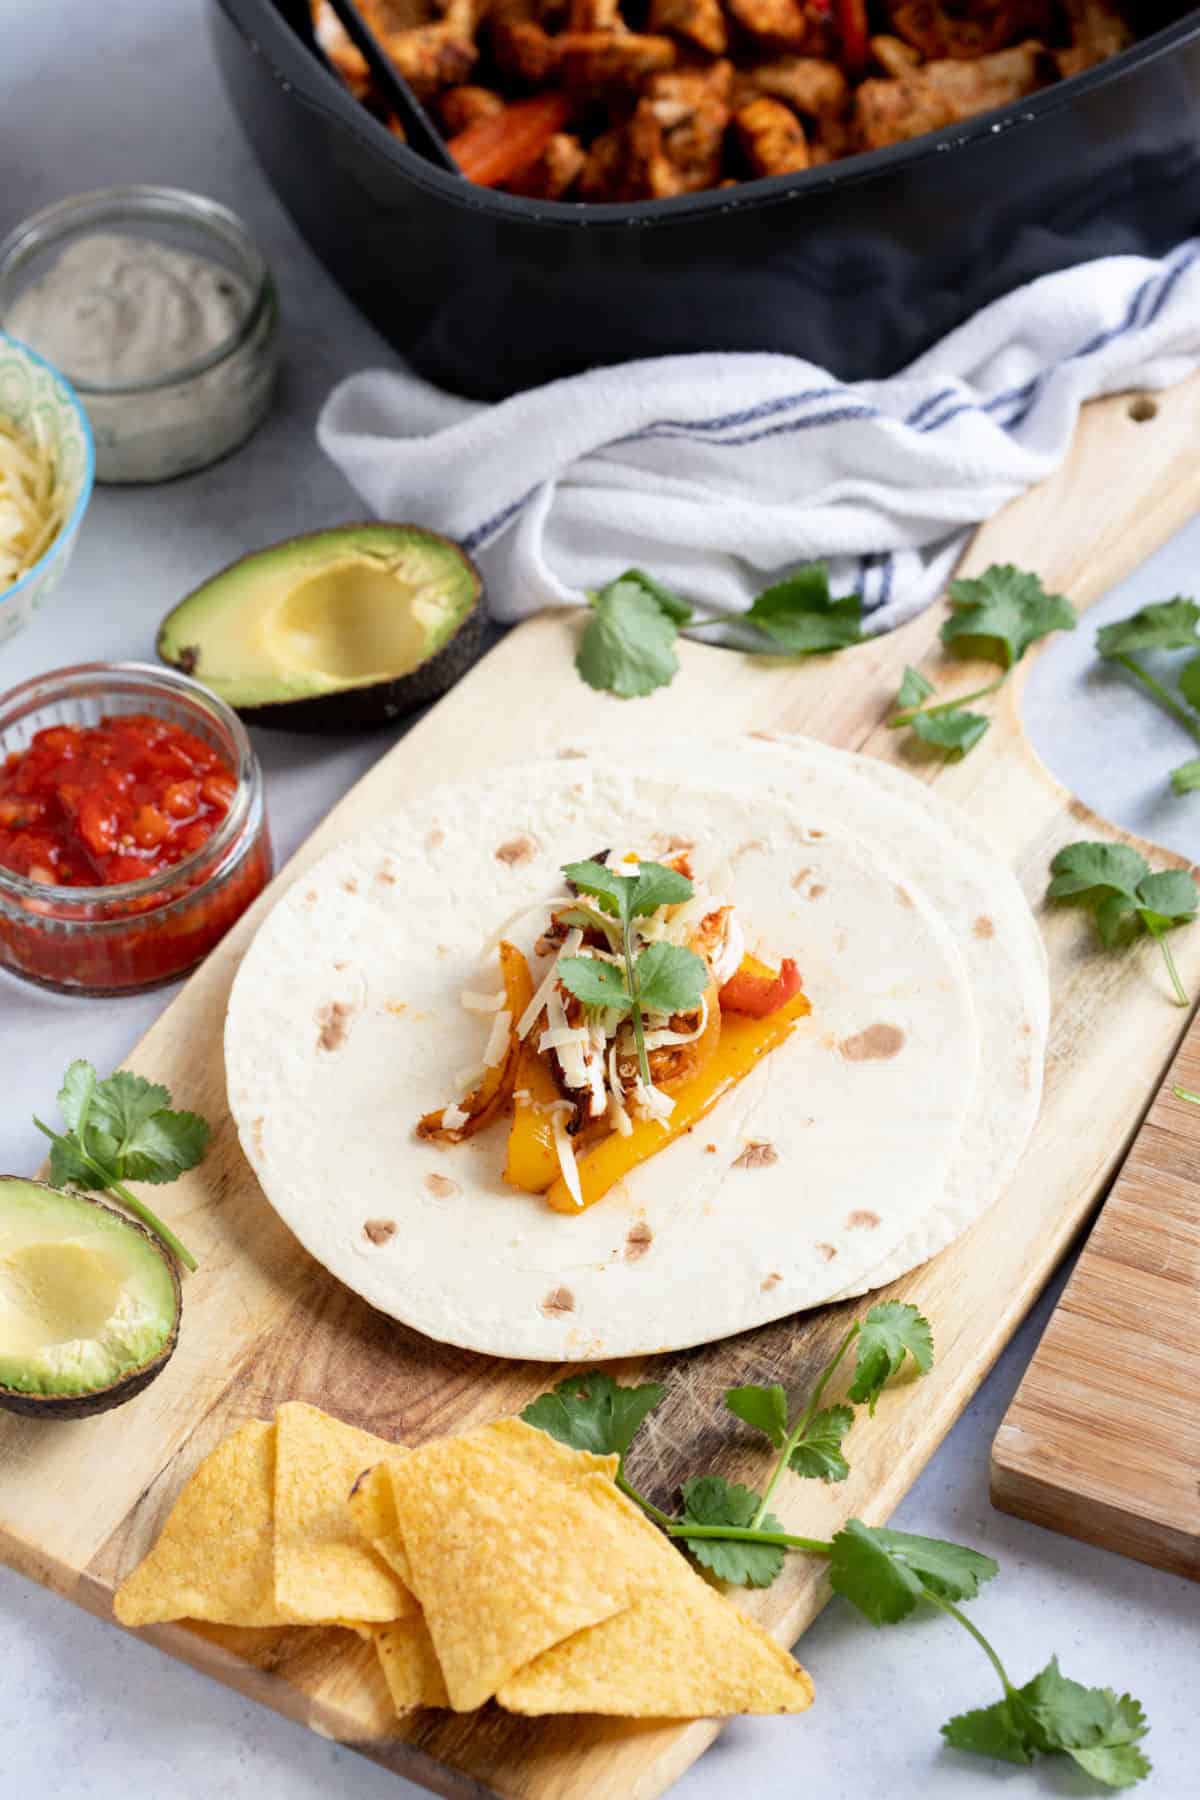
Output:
890,566,1076,758
1096,597,1200,793
34,1060,207,1269
522,1301,1149,1788
1048,841,1199,1007
557,858,708,1088
576,565,863,698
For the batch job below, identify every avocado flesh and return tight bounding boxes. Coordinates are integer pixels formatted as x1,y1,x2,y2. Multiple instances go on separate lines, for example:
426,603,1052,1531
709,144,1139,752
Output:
0,1178,180,1412
157,524,483,717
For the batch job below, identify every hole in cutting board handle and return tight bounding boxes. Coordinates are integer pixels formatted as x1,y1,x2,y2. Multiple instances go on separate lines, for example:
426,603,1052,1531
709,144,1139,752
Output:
1128,396,1158,423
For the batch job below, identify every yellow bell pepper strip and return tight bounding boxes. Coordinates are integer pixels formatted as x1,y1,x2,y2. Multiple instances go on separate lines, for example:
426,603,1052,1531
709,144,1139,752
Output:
503,1033,564,1192
417,941,533,1144
544,984,811,1214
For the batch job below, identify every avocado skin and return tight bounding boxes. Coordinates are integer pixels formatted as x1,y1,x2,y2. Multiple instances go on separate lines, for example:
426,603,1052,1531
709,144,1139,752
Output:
0,1182,182,1422
157,523,487,734
234,593,486,734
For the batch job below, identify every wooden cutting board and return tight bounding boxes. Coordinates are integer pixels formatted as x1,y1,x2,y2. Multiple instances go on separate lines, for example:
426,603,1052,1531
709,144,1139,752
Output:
3,377,1200,1800
991,1014,1200,1580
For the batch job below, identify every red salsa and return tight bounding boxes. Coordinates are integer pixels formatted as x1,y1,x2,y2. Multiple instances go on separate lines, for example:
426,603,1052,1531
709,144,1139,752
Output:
0,713,237,888
0,707,271,995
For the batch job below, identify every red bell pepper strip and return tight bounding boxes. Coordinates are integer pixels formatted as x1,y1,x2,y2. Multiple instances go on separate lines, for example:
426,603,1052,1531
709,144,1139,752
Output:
719,956,804,1018
448,94,572,189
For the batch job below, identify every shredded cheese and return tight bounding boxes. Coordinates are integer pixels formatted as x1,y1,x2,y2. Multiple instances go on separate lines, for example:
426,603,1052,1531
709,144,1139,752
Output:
551,1109,585,1209
0,414,65,590
538,1024,591,1053
481,1008,512,1068
461,988,505,1013
607,1040,633,1137
634,1080,676,1126
440,1101,469,1131
517,926,583,1039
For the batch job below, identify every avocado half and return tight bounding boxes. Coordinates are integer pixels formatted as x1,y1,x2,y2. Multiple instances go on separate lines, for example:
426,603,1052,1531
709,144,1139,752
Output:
157,524,485,732
0,1177,181,1421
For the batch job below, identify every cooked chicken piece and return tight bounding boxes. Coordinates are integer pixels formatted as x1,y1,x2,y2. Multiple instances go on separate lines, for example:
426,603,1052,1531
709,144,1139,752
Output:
641,64,732,190
437,83,505,133
648,59,733,116
888,1,1053,60
559,30,677,90
744,56,849,121
870,32,921,76
735,95,811,177
627,101,690,197
490,0,562,82
855,40,1046,150
578,124,629,199
311,2,371,96
1056,0,1132,77
727,0,810,52
568,0,622,27
648,0,728,56
505,130,588,197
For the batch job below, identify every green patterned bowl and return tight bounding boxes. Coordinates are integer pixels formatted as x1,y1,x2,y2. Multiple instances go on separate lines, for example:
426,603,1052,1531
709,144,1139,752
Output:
0,332,94,648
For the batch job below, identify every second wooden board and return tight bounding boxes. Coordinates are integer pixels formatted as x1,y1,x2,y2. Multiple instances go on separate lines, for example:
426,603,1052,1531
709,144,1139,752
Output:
2,377,1200,1799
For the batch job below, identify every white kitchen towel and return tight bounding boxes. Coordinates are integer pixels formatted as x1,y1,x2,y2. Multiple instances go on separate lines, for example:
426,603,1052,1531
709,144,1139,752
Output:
319,241,1200,634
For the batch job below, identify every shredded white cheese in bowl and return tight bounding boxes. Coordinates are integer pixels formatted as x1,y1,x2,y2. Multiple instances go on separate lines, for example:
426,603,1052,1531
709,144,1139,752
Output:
0,332,93,645
0,413,66,590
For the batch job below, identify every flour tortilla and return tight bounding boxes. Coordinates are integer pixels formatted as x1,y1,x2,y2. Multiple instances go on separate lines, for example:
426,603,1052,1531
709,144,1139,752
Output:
572,736,1048,1299
225,765,979,1359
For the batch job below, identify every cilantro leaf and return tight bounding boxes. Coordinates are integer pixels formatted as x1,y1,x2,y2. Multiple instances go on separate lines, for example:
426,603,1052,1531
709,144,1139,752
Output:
1171,758,1200,795
1177,652,1200,715
56,1059,98,1135
745,566,863,656
942,1696,1036,1765
521,1372,665,1465
1047,841,1148,903
678,1476,787,1588
911,709,990,757
617,567,693,625
1097,597,1200,658
635,942,708,1016
829,1520,998,1625
847,1302,934,1415
789,1404,853,1483
1049,841,1198,1004
944,1660,1151,1789
556,956,631,1012
627,863,693,919
562,858,628,918
576,578,681,699
724,1382,789,1447
46,1131,105,1192
942,565,1076,668
896,665,934,712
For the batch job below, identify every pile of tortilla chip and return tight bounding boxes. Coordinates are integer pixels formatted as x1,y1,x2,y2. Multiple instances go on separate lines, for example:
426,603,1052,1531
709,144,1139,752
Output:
114,1402,814,1721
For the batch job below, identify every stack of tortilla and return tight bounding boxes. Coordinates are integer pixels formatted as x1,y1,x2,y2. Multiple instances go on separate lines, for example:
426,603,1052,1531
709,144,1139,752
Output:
224,736,1047,1361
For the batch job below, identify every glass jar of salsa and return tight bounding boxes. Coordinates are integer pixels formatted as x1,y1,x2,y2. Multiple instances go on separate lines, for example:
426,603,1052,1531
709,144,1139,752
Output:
0,662,271,995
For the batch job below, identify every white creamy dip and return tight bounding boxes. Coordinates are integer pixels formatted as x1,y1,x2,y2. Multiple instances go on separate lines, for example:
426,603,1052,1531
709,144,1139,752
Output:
8,233,247,386
6,230,276,483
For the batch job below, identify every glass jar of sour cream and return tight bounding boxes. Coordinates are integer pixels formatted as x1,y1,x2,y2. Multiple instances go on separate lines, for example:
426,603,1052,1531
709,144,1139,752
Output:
0,187,278,484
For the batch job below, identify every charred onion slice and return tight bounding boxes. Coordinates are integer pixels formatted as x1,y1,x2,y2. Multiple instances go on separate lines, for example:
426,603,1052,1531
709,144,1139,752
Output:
417,940,532,1143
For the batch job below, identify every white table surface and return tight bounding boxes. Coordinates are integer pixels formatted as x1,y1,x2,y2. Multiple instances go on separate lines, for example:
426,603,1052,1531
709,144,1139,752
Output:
3,4,1197,1796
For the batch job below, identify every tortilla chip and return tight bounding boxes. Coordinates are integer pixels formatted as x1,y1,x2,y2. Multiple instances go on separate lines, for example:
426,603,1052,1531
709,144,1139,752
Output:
482,1415,620,1483
114,1420,293,1628
273,1402,412,1624
387,1418,635,1709
374,1616,451,1712
347,1458,416,1595
498,1485,813,1718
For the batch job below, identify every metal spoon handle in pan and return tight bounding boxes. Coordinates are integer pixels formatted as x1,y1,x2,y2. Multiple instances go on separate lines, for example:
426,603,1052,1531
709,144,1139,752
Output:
322,0,462,175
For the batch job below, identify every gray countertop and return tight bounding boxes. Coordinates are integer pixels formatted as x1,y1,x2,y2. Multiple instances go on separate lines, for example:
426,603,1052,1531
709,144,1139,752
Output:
2,4,1196,1797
